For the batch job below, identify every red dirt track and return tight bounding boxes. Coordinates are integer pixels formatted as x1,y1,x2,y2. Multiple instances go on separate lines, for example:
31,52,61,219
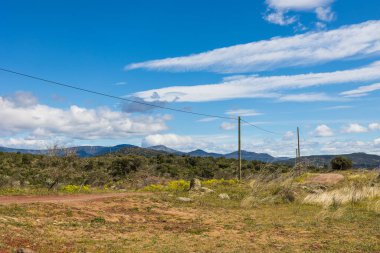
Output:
0,192,144,205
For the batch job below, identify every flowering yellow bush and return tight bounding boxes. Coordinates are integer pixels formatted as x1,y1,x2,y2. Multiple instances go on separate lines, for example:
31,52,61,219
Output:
61,185,90,193
143,184,166,191
167,180,190,191
143,180,190,192
202,178,237,186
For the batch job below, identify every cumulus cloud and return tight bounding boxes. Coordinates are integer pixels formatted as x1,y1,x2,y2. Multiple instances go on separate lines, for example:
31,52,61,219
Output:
6,91,38,107
126,21,380,74
142,134,193,148
133,61,380,103
0,137,50,149
220,122,236,131
342,123,368,133
340,83,380,97
225,109,262,117
0,95,170,143
369,123,380,131
314,124,334,137
264,0,335,26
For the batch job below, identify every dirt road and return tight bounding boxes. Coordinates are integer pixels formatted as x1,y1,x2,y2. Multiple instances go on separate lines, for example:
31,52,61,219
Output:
0,192,144,205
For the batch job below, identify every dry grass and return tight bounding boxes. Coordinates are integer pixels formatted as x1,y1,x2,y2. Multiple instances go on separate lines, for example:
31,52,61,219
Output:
0,170,380,252
304,186,380,207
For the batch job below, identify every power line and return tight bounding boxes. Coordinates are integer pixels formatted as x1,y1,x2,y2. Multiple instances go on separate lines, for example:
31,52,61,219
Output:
240,118,282,135
0,67,283,135
0,67,236,120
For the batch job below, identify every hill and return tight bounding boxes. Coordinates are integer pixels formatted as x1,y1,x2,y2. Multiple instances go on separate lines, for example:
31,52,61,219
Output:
283,152,380,169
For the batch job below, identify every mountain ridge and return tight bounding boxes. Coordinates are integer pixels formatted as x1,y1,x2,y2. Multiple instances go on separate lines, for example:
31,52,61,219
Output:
1,145,380,167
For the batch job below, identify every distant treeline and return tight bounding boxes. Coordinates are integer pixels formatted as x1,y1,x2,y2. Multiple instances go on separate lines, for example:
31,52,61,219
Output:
0,151,292,189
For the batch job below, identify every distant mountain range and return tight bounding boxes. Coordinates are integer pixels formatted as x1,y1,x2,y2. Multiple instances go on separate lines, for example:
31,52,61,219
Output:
283,153,380,169
1,144,380,168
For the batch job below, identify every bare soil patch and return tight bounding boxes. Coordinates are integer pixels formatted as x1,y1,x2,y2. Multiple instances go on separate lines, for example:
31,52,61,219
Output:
0,192,147,205
306,173,344,185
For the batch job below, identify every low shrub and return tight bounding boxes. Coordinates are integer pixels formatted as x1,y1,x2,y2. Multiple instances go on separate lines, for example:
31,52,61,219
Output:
61,184,91,193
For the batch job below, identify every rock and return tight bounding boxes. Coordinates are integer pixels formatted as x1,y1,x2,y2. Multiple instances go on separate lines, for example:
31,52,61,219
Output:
189,178,202,191
177,197,192,202
218,193,230,200
15,249,35,253
200,187,214,193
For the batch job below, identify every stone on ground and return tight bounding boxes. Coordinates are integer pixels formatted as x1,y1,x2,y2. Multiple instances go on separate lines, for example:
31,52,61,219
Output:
177,197,192,202
189,178,202,191
218,193,230,200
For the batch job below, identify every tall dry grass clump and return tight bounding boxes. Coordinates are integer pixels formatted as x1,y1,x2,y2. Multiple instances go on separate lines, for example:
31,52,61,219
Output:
304,186,380,207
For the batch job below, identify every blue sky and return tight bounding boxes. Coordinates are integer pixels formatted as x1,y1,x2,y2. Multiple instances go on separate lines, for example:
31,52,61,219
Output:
1,0,380,156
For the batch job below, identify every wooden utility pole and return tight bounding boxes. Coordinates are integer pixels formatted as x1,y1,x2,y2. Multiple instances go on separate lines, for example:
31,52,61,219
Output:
238,116,242,181
297,127,301,175
297,127,301,159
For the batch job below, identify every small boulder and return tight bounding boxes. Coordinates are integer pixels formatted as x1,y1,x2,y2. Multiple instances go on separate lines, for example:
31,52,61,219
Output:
189,178,202,191
201,187,214,193
177,197,192,202
15,249,35,253
218,193,230,200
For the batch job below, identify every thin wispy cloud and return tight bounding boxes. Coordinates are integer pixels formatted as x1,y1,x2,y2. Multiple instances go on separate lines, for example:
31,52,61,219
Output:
225,109,262,117
322,105,353,110
277,93,338,102
340,82,380,97
133,61,380,102
126,21,380,73
197,117,218,122
220,122,236,131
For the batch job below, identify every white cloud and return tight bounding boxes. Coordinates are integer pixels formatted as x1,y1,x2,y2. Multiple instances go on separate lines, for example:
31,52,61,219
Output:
197,117,218,122
340,82,380,97
374,138,380,145
133,61,380,103
0,95,170,142
315,6,335,22
265,0,335,26
314,124,334,137
283,131,295,140
278,93,337,102
264,11,297,26
6,91,38,107
369,123,380,131
342,123,368,133
113,82,127,86
322,105,353,110
220,122,236,131
266,0,334,10
126,21,380,73
0,138,50,149
225,109,262,117
142,134,193,148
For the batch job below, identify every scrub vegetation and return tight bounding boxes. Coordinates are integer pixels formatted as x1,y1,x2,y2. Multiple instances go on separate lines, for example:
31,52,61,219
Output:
0,151,379,252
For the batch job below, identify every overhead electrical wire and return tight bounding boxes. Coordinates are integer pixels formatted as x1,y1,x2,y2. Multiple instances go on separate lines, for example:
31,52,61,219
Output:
0,67,282,135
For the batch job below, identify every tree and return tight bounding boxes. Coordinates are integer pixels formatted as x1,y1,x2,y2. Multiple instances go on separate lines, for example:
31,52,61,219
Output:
331,156,353,170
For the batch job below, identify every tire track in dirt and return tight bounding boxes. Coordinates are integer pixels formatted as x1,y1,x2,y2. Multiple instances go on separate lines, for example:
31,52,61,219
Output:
0,192,149,205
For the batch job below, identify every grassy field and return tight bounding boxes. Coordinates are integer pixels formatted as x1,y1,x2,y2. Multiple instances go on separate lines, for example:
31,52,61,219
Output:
0,170,380,253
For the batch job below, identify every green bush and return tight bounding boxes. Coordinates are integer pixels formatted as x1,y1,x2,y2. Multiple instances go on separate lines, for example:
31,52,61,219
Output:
331,156,353,170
